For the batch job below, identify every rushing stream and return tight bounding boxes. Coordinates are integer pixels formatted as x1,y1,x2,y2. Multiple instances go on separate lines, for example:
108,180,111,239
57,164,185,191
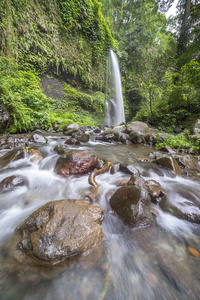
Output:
0,133,200,300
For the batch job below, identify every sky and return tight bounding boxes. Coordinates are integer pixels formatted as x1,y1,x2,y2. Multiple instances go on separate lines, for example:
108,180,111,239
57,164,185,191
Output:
165,0,179,18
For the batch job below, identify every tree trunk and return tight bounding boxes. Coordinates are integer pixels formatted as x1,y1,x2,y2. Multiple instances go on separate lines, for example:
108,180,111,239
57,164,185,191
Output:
177,0,191,59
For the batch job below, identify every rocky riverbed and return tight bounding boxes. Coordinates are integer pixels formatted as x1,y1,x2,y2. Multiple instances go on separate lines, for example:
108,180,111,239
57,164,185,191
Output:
0,122,200,300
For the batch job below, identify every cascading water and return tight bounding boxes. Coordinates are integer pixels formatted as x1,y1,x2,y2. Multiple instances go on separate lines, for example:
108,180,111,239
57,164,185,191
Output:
1,134,200,299
105,50,125,126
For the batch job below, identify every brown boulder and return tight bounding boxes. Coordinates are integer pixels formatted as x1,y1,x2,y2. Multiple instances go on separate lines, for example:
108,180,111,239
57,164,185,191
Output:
28,133,47,144
28,148,43,163
145,179,166,203
127,174,146,188
152,156,183,176
78,134,90,143
0,149,24,167
15,199,104,264
175,155,199,170
0,175,28,191
159,194,200,224
110,186,155,228
158,146,176,154
55,151,98,176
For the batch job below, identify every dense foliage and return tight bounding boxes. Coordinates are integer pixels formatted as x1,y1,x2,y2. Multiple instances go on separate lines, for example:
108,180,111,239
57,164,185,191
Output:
0,0,113,132
100,0,200,132
0,0,200,135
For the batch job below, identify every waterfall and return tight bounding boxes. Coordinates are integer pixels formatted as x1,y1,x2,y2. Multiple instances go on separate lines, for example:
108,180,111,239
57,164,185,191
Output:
105,50,125,126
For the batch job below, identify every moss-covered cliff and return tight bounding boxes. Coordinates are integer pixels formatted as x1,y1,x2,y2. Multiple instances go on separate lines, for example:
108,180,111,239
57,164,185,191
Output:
0,0,114,89
0,0,114,132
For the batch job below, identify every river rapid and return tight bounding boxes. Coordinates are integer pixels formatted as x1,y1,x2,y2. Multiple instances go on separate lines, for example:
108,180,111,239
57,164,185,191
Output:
0,133,200,300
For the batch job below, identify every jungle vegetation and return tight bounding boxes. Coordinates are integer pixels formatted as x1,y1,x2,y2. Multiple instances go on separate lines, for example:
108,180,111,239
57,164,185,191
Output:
0,0,200,134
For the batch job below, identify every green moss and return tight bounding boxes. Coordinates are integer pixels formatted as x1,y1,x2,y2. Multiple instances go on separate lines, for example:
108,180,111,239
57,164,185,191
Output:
0,0,115,90
0,57,52,132
0,0,115,132
156,132,200,154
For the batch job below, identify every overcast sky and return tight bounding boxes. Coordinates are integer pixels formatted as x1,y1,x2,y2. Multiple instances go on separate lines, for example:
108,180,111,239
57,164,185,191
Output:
165,0,179,18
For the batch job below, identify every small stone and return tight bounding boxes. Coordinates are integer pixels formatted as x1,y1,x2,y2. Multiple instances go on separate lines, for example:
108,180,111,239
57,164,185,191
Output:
188,246,200,257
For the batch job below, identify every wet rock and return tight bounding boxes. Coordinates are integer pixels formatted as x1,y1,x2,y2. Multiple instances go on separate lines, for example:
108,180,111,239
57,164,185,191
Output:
53,124,59,132
152,132,171,144
95,131,119,143
28,133,47,144
127,174,146,188
193,119,200,135
54,145,68,155
63,124,80,135
110,163,120,174
55,150,98,176
110,186,155,227
174,127,183,134
148,151,164,160
129,131,143,144
93,127,101,133
158,146,176,154
113,125,126,133
0,175,28,191
159,195,200,224
118,180,128,186
152,156,183,176
158,240,192,293
63,128,80,136
145,179,166,203
126,121,152,144
175,155,199,170
28,148,43,163
127,121,150,135
0,149,24,166
64,138,80,145
78,134,90,143
119,164,139,176
14,199,104,264
120,133,130,144
67,123,80,131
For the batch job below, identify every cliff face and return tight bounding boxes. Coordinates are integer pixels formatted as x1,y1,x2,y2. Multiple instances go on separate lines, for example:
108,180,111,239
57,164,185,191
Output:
0,0,114,90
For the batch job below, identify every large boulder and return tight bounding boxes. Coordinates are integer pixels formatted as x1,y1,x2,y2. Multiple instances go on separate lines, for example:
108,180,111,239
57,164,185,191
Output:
55,150,98,176
119,164,139,176
96,129,120,143
110,186,154,228
0,175,28,191
113,125,126,133
28,133,47,144
63,124,80,136
145,179,166,203
158,146,176,154
127,121,150,135
78,134,90,143
15,199,104,264
127,121,151,144
0,149,24,167
192,119,200,135
28,148,43,163
159,192,200,224
152,156,183,176
175,155,199,170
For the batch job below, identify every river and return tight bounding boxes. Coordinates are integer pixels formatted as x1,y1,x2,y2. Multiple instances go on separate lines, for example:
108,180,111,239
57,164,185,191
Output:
0,133,200,300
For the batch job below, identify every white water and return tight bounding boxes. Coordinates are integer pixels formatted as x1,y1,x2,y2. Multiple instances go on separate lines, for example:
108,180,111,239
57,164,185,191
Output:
105,50,125,126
